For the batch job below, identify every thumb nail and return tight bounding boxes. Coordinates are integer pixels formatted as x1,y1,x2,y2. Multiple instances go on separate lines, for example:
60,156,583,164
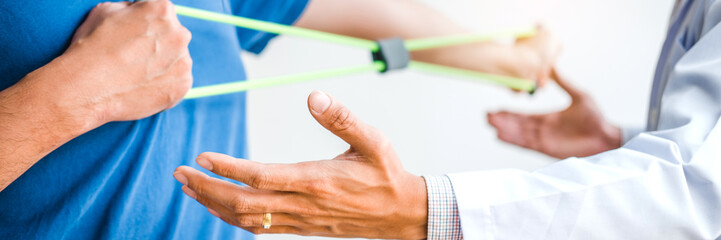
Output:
309,91,331,114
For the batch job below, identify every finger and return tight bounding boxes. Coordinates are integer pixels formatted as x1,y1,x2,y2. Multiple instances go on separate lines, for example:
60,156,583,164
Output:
175,166,244,209
190,194,308,228
307,91,387,156
174,166,305,214
195,196,343,231
241,225,359,238
195,152,317,192
551,68,585,101
241,226,308,236
97,1,132,11
72,2,132,42
231,213,308,228
487,111,536,149
520,115,544,151
181,185,242,225
130,0,162,6
132,0,175,19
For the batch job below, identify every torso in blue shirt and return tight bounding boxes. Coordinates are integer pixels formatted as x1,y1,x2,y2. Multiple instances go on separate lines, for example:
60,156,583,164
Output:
0,0,307,239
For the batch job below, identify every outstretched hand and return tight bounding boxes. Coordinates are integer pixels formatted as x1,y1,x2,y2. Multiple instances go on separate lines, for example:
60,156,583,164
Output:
173,91,427,239
488,69,621,159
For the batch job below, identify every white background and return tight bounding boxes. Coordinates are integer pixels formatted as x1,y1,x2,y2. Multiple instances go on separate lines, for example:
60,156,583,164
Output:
246,0,675,239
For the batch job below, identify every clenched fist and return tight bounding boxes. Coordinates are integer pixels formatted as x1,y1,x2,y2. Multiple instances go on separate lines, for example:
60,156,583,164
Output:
40,0,193,124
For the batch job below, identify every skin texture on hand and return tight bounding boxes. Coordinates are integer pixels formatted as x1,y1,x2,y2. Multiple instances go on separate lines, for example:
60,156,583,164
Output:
59,0,193,123
0,0,192,192
488,69,622,159
174,91,428,239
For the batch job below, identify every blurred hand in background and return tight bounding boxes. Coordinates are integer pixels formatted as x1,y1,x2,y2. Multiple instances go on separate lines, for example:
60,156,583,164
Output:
488,69,622,159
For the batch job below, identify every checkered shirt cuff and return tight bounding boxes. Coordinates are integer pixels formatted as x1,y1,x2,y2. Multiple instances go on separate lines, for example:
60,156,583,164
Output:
423,175,462,240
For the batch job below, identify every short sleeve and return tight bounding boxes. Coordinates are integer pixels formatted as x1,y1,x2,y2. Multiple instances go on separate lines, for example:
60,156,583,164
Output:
230,0,310,54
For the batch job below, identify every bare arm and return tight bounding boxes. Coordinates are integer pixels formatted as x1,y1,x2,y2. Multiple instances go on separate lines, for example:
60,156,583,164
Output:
296,0,560,83
0,0,192,192
0,61,100,191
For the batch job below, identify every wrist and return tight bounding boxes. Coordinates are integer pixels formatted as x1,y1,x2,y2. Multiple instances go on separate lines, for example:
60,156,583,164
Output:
20,55,107,134
399,173,428,239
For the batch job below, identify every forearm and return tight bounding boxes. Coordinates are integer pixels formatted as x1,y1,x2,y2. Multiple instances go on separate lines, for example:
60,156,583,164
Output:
0,57,101,192
0,0,193,192
296,0,530,76
297,0,465,40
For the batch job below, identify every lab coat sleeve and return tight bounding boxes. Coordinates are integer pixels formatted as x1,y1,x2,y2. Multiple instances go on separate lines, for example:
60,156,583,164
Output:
447,20,721,240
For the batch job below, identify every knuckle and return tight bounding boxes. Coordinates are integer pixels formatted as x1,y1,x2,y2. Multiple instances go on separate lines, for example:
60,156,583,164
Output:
162,0,175,13
143,0,170,16
93,2,108,11
153,0,173,15
177,56,193,74
163,29,191,54
248,169,270,189
303,216,327,226
236,215,255,226
190,184,206,197
231,195,250,213
163,89,179,107
91,3,114,17
141,0,158,11
215,165,236,179
328,108,356,132
294,205,319,216
180,28,192,44
168,28,188,47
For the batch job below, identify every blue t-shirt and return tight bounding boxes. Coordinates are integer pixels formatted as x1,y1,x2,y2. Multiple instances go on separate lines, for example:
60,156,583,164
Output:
0,0,308,239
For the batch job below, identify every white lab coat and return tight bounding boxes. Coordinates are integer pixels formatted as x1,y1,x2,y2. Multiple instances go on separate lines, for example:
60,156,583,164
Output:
448,0,721,239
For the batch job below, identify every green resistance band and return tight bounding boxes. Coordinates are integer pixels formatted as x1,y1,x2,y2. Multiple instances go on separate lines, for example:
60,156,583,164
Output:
185,62,386,99
174,5,537,99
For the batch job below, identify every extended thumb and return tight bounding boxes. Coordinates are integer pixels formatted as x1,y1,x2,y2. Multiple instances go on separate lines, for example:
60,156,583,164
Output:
307,91,384,155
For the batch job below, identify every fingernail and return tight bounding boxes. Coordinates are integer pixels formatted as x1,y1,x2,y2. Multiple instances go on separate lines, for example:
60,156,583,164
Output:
208,208,220,217
182,185,197,199
197,157,213,171
174,172,188,185
309,90,331,114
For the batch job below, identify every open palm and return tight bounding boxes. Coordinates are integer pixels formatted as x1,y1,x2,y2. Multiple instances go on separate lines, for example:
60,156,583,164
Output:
488,69,621,159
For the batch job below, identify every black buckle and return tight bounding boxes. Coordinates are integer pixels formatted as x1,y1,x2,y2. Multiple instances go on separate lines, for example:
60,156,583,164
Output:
372,37,410,73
